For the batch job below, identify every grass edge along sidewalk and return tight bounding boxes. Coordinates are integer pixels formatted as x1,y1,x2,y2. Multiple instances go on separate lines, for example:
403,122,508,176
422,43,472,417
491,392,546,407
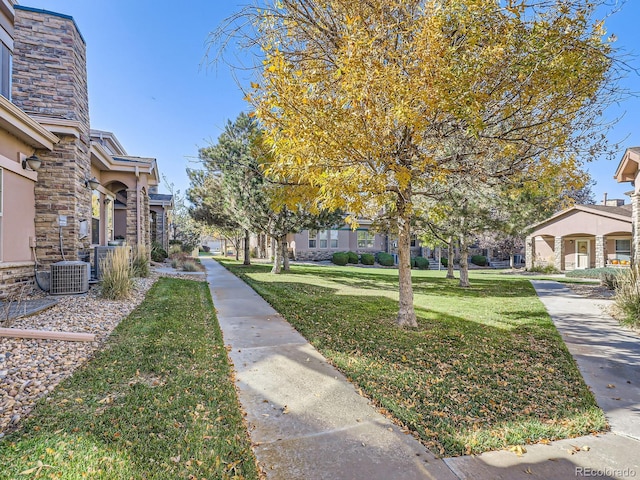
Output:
221,260,607,457
0,278,260,480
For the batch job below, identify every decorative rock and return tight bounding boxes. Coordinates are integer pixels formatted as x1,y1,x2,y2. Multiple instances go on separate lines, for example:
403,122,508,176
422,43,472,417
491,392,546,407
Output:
0,271,186,435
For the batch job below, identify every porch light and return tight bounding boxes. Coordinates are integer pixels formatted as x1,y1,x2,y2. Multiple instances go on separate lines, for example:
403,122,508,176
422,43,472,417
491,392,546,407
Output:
22,155,41,171
85,176,100,190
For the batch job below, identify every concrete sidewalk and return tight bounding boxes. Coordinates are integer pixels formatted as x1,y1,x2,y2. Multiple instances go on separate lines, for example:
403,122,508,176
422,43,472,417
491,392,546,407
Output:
203,258,455,480
204,260,640,479
445,280,640,480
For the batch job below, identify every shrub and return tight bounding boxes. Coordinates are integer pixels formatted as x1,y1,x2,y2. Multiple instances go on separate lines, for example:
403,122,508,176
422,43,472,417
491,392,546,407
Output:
131,243,150,278
441,258,448,267
376,252,394,267
182,261,199,272
100,247,133,300
471,255,487,266
410,257,416,268
360,253,375,265
614,266,640,327
151,242,168,263
600,271,621,290
527,265,560,274
414,256,430,269
347,251,359,264
332,252,349,266
566,267,620,279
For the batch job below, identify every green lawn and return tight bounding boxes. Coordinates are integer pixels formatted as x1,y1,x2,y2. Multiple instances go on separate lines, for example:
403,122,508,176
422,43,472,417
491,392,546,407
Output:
222,260,606,456
0,278,259,480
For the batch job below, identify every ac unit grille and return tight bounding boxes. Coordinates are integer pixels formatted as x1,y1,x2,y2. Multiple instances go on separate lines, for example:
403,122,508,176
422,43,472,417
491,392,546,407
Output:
50,261,89,295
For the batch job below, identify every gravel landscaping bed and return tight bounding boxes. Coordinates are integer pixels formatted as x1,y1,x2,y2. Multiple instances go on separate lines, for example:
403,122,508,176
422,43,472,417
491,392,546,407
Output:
0,270,204,438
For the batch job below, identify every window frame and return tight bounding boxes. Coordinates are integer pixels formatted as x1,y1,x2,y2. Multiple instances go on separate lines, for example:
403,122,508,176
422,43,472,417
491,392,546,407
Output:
615,239,631,261
308,230,317,248
357,230,374,249
0,41,11,99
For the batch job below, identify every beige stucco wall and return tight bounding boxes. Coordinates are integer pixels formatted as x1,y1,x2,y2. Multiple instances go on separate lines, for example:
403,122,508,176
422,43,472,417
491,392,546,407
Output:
2,166,36,262
293,228,386,261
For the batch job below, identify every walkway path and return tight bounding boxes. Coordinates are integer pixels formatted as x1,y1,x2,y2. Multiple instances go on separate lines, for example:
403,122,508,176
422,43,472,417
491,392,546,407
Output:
445,280,640,480
203,258,455,480
203,260,640,479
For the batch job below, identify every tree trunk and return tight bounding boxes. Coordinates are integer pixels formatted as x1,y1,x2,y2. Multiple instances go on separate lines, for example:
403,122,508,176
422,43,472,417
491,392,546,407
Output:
446,236,456,279
396,191,417,327
243,229,251,265
282,236,290,271
224,239,228,257
271,236,282,274
459,233,471,288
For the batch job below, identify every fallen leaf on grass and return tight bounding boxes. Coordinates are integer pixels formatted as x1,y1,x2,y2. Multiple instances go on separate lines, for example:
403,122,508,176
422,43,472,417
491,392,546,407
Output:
508,445,527,456
170,455,181,463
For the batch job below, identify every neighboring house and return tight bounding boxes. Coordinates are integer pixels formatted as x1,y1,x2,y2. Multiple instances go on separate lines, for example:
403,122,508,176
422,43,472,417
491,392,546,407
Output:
0,3,171,297
149,189,173,251
614,147,640,263
288,219,424,262
525,201,632,271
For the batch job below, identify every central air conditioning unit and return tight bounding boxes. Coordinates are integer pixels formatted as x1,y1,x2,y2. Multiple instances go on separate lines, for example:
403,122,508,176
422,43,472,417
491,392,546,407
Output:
94,246,118,280
49,261,90,295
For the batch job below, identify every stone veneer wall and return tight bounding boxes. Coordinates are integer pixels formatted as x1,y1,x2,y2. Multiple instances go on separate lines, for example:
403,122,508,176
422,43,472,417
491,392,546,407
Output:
633,194,640,265
141,191,150,251
0,263,37,298
126,189,138,246
12,7,91,265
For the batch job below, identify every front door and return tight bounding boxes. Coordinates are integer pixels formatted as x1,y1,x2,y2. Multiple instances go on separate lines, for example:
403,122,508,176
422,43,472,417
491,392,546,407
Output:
576,240,590,269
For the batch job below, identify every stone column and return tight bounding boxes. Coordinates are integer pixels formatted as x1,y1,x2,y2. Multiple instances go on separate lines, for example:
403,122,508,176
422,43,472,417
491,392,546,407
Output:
126,188,138,246
525,236,534,270
633,193,640,266
554,236,564,271
595,235,605,269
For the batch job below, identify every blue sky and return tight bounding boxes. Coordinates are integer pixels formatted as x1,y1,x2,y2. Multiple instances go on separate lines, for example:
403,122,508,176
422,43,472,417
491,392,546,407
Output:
19,1,640,205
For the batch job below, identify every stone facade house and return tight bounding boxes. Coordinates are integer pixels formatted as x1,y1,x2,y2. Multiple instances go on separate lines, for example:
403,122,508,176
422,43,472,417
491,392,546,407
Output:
525,201,632,271
0,3,171,297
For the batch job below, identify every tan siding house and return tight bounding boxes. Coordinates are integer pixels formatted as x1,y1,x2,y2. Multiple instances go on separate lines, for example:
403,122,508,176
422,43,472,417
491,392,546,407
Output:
525,204,632,271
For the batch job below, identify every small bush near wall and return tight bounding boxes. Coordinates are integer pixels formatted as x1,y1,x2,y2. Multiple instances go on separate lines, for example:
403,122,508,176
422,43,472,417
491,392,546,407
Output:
151,242,168,263
376,252,394,267
528,265,560,274
565,267,620,279
131,244,151,278
441,258,448,267
414,257,430,269
614,265,640,327
100,247,133,300
332,252,349,266
347,251,359,264
471,255,487,266
360,253,375,265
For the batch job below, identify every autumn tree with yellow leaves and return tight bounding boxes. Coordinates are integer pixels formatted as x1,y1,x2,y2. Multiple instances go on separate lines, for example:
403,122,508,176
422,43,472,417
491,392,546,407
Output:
216,0,624,327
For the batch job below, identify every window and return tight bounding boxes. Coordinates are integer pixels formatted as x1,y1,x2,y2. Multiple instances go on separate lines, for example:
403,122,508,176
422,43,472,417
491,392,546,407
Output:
150,211,158,243
357,230,374,249
410,235,417,247
615,239,631,262
0,168,3,260
0,42,11,99
91,189,100,245
308,230,317,248
318,230,338,249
